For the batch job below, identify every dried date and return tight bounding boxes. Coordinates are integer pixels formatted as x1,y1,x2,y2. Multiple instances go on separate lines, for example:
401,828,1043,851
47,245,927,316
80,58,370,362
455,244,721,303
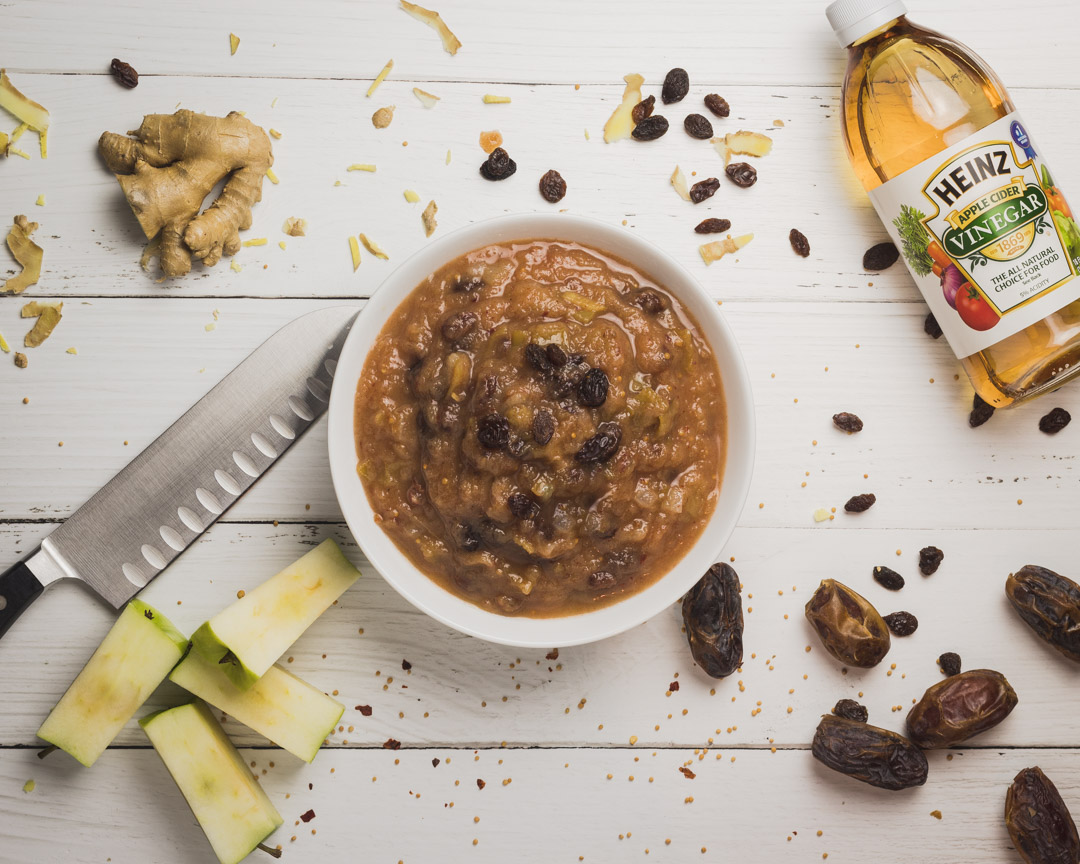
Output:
906,669,1018,748
476,413,511,450
575,421,622,464
833,699,869,723
844,493,876,513
725,162,757,188
631,115,669,141
804,579,891,668
684,113,713,139
479,147,517,181
924,311,943,339
862,242,899,271
539,169,567,203
694,218,731,234
884,611,918,636
661,68,689,104
703,94,730,118
681,562,744,679
1039,406,1071,434
440,311,478,342
631,95,655,124
811,714,928,791
872,566,905,591
507,492,540,520
689,177,720,203
789,228,810,258
938,652,962,676
832,412,863,433
577,367,609,408
1006,564,1080,663
969,393,995,427
1005,766,1080,864
532,410,555,445
110,58,139,88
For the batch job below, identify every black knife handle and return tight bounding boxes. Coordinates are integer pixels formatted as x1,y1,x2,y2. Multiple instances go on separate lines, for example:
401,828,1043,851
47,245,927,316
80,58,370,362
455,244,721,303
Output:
0,559,44,639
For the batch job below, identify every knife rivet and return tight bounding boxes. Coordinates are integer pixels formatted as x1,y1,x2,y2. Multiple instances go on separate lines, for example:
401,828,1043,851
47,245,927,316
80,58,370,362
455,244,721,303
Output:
0,595,7,611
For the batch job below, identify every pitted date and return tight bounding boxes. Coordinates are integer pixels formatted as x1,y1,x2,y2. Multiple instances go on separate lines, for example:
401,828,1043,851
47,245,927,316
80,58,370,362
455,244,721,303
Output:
681,562,743,679
811,714,928,791
1006,565,1080,663
1005,766,1080,864
906,669,1018,748
804,579,891,668
833,699,868,723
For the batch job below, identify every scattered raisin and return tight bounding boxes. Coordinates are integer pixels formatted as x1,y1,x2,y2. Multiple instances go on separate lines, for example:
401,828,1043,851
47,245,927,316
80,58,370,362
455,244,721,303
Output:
525,343,554,376
1039,406,1071,434
382,738,402,750
833,412,863,433
684,113,713,140
575,421,622,463
507,492,540,520
884,611,918,636
924,311,943,339
689,177,720,203
725,162,757,188
789,228,811,258
402,659,412,671
539,169,567,203
451,274,485,293
356,704,373,716
938,652,962,676
589,570,617,590
457,523,482,552
110,58,138,88
833,699,869,723
703,94,730,118
844,493,876,513
532,410,555,445
479,147,517,181
631,95,655,124
476,414,510,450
661,68,689,104
300,809,316,823
440,311,478,342
633,289,666,314
872,566,905,591
919,546,944,576
631,115,669,141
863,241,899,271
694,218,731,234
969,393,995,428
578,367,609,408
406,482,425,507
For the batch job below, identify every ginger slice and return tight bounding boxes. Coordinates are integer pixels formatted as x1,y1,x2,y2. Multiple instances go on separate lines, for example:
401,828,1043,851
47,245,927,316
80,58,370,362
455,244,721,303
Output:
0,70,50,135
3,215,43,294
671,166,691,202
725,130,773,157
0,130,7,156
413,88,440,108
422,200,437,237
603,74,644,144
282,217,306,237
229,33,240,55
0,331,9,352
347,163,377,172
265,167,279,184
699,234,754,265
482,94,511,104
268,128,282,139
348,236,361,271
372,106,395,129
241,237,267,247
21,300,63,347
367,59,394,97
403,189,420,203
359,234,389,260
399,1,462,55
14,352,27,368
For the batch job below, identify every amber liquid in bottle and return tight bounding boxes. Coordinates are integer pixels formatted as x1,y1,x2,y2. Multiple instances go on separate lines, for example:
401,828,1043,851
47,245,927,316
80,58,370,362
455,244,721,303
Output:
842,16,1080,406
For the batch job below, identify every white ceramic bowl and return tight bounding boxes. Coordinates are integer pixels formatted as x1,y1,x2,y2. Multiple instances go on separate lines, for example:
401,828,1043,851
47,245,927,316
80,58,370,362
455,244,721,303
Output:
328,214,755,647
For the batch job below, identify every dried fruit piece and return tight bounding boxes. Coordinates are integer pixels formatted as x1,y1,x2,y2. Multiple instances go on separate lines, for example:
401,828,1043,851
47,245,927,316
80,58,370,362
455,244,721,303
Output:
883,611,918,636
110,58,138,89
14,351,27,368
476,414,511,450
704,94,730,118
844,493,876,513
2,215,43,294
480,147,516,181
603,74,644,144
872,566,904,591
631,116,669,141
919,546,944,576
479,130,503,154
507,492,539,521
633,290,666,314
532,410,555,445
670,166,691,202
413,88,440,108
684,114,713,140
631,95,654,125
969,393,995,427
1039,407,1071,434
282,217,306,237
924,312,943,339
399,0,462,55
440,311,478,343
1006,565,1080,663
422,200,438,237
577,368,609,408
789,228,810,257
575,422,621,464
359,234,388,260
372,106,395,129
833,699,869,723
682,563,743,679
907,669,1018,748
725,162,757,188
1005,767,1080,864
805,579,891,667
661,68,689,104
366,59,393,97
699,233,753,265
832,412,863,433
811,714,927,791
863,242,899,271
539,169,567,203
938,652,962,676
689,178,720,204
695,218,731,234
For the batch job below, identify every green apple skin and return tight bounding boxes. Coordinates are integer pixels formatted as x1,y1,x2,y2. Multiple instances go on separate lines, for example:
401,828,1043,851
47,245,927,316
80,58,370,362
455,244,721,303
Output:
36,600,188,767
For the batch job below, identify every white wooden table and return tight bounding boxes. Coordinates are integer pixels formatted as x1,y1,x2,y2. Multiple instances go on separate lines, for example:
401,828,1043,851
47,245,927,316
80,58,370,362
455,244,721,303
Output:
3,1,1080,861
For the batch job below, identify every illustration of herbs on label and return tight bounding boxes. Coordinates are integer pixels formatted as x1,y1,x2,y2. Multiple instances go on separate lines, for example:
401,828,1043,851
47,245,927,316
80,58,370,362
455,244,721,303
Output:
894,204,934,276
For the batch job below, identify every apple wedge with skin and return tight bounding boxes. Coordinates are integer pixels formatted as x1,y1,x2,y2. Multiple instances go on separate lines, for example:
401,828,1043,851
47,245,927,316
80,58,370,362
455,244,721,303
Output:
36,600,187,766
170,647,344,762
191,538,361,689
141,701,283,864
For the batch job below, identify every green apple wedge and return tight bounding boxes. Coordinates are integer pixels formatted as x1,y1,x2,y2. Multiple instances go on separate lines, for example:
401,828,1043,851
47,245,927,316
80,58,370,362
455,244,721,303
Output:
36,599,187,766
169,648,343,763
141,701,283,864
191,538,360,689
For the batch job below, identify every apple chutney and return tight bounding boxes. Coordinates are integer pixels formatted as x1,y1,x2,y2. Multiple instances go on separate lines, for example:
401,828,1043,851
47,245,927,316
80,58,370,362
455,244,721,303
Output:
354,240,726,617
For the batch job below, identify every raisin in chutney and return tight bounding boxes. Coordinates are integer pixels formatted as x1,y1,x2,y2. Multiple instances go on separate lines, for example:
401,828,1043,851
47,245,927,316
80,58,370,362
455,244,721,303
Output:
354,240,726,616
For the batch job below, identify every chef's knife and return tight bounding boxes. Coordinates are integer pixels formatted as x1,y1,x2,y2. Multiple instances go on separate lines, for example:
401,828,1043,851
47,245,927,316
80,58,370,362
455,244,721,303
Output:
0,305,359,639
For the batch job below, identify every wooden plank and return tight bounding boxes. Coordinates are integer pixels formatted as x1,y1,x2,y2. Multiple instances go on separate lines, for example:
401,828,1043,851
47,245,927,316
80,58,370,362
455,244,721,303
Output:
2,75,1078,300
2,522,1077,750
2,0,1078,89
1,743,1075,863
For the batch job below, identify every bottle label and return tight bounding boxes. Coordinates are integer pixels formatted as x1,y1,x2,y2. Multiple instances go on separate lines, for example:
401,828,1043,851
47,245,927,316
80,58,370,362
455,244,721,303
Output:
869,112,1080,358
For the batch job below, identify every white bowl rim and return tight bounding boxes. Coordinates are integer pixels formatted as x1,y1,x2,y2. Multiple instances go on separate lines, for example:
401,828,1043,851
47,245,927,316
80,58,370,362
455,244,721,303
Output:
327,213,755,648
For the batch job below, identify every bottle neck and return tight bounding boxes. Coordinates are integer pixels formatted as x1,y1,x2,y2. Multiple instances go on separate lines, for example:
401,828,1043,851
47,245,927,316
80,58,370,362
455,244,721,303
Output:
851,15,904,47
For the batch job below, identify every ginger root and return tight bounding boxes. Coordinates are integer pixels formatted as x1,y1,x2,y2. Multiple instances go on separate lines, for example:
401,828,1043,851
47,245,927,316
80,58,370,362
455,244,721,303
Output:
99,110,273,278
3,215,43,294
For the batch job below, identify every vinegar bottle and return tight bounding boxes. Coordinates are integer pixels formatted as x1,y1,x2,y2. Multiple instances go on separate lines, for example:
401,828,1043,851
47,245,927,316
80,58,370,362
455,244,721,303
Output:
827,0,1080,407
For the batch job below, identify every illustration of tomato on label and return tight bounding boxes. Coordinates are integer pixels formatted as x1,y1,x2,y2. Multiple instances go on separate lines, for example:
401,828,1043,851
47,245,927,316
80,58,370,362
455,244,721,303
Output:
955,283,999,331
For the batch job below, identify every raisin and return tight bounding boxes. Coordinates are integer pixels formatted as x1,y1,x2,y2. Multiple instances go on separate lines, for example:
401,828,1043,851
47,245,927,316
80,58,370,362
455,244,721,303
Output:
844,493,876,513
110,58,139,89
938,652,962,676
406,482,425,508
969,393,995,427
440,311,478,342
919,545,944,576
479,147,517,181
452,274,485,293
872,566,905,591
907,669,1018,748
457,523,482,552
661,68,689,104
577,367,609,408
532,410,555,445
689,177,720,204
924,311,943,339
476,413,510,450
545,343,568,367
1006,564,1080,663
633,289,666,314
683,113,713,140
789,228,811,258
589,570,617,590
695,218,731,234
525,343,554,377
725,161,757,188
682,563,744,679
1005,767,1080,864
805,579,891,668
812,714,927,791
539,169,567,203
833,699,869,723
476,779,486,790
575,421,622,463
1039,406,1071,434
631,95,655,124
631,115,669,141
507,492,540,520
703,94,730,118
832,412,863,433
863,241,900,271
883,611,918,636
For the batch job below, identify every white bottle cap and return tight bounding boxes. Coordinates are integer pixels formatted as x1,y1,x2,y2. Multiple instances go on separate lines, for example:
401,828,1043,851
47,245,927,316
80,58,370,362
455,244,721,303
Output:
826,0,907,47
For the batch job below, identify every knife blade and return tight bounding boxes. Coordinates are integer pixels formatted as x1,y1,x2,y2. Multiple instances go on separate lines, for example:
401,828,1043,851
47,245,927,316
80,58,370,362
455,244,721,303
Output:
0,305,359,638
